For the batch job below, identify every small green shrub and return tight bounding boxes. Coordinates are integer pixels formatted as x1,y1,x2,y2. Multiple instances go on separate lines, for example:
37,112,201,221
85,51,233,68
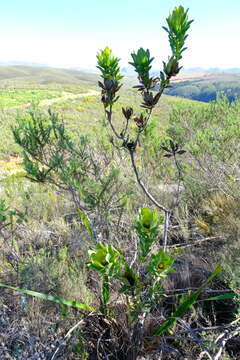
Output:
12,104,122,215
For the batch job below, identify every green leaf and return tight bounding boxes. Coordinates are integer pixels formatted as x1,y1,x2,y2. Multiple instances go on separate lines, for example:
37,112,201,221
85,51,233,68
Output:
163,6,193,59
198,292,237,302
96,47,123,81
88,243,109,270
135,208,164,259
102,276,110,305
77,209,94,239
129,48,154,88
148,250,175,278
88,242,122,276
153,265,222,336
0,283,99,313
140,207,154,228
137,208,163,231
119,264,141,295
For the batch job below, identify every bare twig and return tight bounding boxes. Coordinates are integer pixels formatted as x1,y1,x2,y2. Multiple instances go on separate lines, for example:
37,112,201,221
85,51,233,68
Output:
213,324,240,360
129,149,171,249
129,150,168,213
195,319,240,360
163,210,170,251
97,328,108,360
51,319,85,360
171,153,184,209
129,312,147,360
158,287,236,296
164,335,209,344
198,350,214,360
166,236,222,249
130,234,139,268
105,105,122,140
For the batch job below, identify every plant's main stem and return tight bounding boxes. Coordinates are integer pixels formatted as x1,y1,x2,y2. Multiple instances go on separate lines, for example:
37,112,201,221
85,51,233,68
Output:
129,149,170,248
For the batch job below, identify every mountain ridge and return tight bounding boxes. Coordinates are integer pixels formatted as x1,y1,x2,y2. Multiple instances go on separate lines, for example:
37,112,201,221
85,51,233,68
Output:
1,62,240,75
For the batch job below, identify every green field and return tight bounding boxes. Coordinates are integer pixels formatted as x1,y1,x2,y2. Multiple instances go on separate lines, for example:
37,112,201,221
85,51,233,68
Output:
0,88,62,107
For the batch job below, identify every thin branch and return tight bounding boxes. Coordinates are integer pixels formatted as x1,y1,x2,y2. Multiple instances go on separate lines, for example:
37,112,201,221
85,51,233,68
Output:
163,210,170,251
106,105,122,140
166,236,222,249
213,325,240,360
122,118,129,138
97,328,108,360
171,153,183,209
129,149,171,249
130,234,139,268
129,150,169,213
160,288,237,295
198,350,214,360
164,335,209,344
51,319,85,360
133,108,153,147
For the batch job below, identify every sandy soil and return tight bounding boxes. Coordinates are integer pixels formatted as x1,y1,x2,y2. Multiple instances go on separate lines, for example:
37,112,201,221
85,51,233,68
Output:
38,89,100,106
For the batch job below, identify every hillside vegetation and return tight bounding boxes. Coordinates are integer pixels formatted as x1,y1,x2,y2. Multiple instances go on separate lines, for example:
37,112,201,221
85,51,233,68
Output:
0,65,99,88
0,83,239,360
165,72,240,102
0,67,239,360
0,66,197,159
0,7,240,359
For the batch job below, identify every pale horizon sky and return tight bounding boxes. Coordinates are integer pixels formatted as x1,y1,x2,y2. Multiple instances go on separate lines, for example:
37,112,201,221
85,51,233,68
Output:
1,0,239,70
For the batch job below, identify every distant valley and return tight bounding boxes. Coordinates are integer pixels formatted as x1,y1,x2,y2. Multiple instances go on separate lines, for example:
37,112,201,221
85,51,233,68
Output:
165,72,240,102
0,64,240,103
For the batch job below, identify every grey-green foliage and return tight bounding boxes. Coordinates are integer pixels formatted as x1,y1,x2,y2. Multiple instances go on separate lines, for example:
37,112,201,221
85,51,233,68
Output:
0,198,24,230
12,105,120,211
165,95,240,209
167,95,240,162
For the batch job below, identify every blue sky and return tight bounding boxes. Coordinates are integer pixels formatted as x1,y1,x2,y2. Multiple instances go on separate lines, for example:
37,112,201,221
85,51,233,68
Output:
1,0,239,69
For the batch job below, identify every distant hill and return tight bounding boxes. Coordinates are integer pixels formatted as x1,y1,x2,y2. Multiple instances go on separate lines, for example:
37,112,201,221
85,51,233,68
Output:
164,73,240,102
0,65,99,88
182,67,240,74
0,61,48,67
1,65,239,103
121,66,240,77
120,66,240,103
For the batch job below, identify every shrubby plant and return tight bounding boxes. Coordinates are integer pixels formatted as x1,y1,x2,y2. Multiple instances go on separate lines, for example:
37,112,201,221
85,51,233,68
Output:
96,6,193,250
0,199,22,229
0,205,222,358
165,95,240,209
1,5,236,360
0,198,24,237
85,208,221,358
10,104,129,244
12,106,121,212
